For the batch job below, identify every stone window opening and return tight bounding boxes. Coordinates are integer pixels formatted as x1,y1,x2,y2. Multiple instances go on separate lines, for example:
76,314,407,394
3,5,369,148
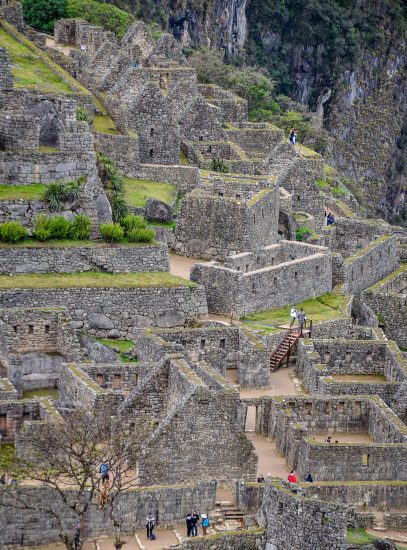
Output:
149,148,154,158
181,339,187,347
150,127,154,136
246,265,249,272
0,414,7,436
220,339,226,350
271,257,274,265
339,401,345,414
324,352,331,362
346,351,351,362
253,213,256,224
362,453,370,466
252,283,256,294
200,339,205,350
113,374,121,389
294,271,298,280
278,502,284,515
28,325,34,334
96,373,104,386
44,324,50,335
261,208,264,219
236,194,241,199
274,277,277,286
366,353,373,362
208,145,212,153
304,403,312,415
218,192,224,197
199,136,203,141
12,326,17,333
322,513,329,526
355,401,362,415
316,266,320,275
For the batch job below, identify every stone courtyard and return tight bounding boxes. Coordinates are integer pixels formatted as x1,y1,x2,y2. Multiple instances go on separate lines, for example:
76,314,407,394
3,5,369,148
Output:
0,2,406,549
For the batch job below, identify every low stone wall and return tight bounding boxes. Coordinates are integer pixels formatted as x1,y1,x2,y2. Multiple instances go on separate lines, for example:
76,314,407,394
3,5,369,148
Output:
0,198,49,226
0,243,169,274
0,286,208,338
135,163,200,193
383,512,407,530
304,482,407,508
170,529,266,549
93,132,140,176
0,481,216,547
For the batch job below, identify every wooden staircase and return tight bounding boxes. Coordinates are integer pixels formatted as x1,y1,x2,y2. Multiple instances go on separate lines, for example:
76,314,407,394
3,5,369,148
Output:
270,330,301,372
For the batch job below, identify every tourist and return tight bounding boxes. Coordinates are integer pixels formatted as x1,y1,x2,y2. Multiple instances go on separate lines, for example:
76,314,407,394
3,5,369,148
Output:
100,461,109,483
324,436,332,443
186,513,193,537
289,128,297,145
288,470,298,483
327,213,335,226
305,473,313,483
257,474,265,483
201,514,209,535
297,308,306,332
335,440,339,444
289,306,297,329
146,514,155,540
191,511,199,536
74,524,80,550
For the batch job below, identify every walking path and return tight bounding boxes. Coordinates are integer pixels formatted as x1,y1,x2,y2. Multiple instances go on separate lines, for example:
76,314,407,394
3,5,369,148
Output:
169,254,207,280
45,37,74,56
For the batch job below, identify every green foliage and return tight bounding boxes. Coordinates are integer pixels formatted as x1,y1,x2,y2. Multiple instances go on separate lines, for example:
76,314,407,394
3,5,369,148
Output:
346,527,376,545
127,227,155,243
66,0,134,39
210,158,229,173
76,107,92,125
97,153,129,222
121,214,146,232
22,0,67,33
44,180,82,212
0,221,28,243
331,185,348,197
99,222,125,243
296,226,314,242
69,214,91,240
35,215,70,241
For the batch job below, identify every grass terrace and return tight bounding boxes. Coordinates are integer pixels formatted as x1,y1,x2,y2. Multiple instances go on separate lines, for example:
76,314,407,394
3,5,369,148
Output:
0,272,197,289
346,528,376,545
0,184,46,200
123,177,177,208
0,27,72,93
22,388,58,400
242,292,344,332
95,338,139,363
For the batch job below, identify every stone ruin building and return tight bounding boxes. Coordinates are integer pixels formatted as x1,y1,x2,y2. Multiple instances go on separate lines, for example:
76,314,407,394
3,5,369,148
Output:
0,3,406,549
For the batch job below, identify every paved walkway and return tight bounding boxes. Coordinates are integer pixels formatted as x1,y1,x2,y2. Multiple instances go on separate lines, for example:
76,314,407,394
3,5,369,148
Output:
169,254,207,280
246,433,290,478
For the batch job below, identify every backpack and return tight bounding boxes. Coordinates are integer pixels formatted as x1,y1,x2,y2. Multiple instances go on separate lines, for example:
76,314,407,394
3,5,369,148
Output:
202,518,209,527
150,533,156,540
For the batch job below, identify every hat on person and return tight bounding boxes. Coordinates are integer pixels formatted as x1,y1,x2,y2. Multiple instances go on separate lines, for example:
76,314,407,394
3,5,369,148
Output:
201,514,207,519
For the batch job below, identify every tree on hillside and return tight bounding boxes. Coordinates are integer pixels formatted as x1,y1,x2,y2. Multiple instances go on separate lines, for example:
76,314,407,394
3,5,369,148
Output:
0,409,141,550
22,0,68,33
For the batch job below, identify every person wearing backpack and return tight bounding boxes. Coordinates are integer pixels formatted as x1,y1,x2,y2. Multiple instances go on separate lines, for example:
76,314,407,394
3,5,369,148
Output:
201,514,209,535
146,514,155,540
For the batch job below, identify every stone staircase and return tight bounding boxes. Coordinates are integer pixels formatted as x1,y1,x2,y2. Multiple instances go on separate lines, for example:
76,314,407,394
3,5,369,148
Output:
215,499,245,526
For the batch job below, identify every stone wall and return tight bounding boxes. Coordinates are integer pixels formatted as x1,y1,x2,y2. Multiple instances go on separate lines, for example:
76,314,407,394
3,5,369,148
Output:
0,198,49,227
361,265,407,349
0,481,216,547
0,243,169,274
191,242,332,316
170,529,266,550
0,285,208,337
93,133,140,177
135,163,200,193
257,480,348,550
341,235,399,295
304,481,407,508
331,218,394,258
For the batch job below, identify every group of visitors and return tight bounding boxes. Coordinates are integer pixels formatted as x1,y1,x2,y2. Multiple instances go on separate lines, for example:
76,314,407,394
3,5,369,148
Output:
324,436,339,444
186,511,209,537
289,306,307,331
288,470,313,483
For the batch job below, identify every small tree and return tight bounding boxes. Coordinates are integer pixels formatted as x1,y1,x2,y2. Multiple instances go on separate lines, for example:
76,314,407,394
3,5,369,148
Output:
1,409,139,550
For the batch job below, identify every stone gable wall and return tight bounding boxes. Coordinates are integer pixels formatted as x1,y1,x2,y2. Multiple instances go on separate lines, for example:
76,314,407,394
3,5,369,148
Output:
0,243,169,274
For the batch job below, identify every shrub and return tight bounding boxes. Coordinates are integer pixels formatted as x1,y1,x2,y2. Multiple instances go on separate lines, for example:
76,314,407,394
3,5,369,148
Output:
69,214,91,240
127,228,155,243
296,226,314,242
35,215,71,240
22,0,67,33
211,158,229,173
66,0,134,40
44,180,81,211
121,214,147,233
0,221,28,243
76,107,92,125
99,223,125,243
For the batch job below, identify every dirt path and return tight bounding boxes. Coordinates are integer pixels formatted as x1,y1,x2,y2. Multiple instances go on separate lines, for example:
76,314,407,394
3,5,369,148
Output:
311,433,373,444
240,366,299,398
246,433,290,478
169,254,208,280
45,37,73,57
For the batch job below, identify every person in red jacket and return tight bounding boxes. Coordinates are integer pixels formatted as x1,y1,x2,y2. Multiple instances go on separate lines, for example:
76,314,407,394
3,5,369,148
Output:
288,470,298,483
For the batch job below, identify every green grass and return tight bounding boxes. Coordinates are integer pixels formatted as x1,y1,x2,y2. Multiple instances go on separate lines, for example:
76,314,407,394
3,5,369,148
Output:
96,338,139,363
316,178,329,189
346,528,376,545
0,240,158,248
123,177,177,208
93,113,121,135
0,271,197,289
38,146,59,153
0,28,72,93
242,292,344,330
0,184,46,200
149,220,177,229
23,388,58,400
296,142,320,158
179,150,190,165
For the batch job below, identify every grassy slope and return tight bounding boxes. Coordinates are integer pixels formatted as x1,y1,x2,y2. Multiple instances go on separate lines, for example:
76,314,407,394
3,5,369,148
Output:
242,292,344,331
123,177,177,208
346,528,376,545
22,388,58,400
0,184,46,200
0,28,72,93
0,271,196,289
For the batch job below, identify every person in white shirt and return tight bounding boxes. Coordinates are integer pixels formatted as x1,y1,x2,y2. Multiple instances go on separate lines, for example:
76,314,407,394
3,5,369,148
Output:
290,306,297,329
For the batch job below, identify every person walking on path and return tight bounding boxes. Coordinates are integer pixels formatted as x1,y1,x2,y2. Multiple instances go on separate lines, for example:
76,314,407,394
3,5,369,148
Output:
100,461,109,483
289,306,297,329
201,514,209,536
305,473,313,483
289,128,297,144
191,511,199,536
186,513,193,537
288,470,298,483
146,514,155,540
